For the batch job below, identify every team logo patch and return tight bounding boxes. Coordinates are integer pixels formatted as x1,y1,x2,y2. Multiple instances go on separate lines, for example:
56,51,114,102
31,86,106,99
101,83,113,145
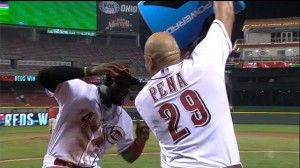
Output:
107,126,125,144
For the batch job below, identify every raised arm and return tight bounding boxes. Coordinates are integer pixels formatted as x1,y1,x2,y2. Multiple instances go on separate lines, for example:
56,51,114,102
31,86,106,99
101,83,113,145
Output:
38,62,125,92
213,1,235,38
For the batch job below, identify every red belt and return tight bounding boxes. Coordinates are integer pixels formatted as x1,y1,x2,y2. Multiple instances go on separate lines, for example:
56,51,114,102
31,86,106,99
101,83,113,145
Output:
54,158,92,168
224,164,243,168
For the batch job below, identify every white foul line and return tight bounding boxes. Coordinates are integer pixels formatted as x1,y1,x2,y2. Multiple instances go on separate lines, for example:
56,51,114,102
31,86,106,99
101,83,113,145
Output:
0,151,298,163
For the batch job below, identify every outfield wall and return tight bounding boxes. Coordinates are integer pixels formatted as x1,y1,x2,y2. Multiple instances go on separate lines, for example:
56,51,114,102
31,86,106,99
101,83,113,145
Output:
231,106,299,125
0,106,299,126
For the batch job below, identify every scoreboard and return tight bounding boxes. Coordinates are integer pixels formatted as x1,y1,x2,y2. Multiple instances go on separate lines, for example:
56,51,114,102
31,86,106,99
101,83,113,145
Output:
0,75,101,84
0,75,37,82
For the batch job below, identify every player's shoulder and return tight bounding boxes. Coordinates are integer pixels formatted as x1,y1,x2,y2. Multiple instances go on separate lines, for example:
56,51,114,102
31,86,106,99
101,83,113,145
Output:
61,79,97,99
67,78,87,85
66,79,92,89
117,107,132,121
135,86,148,106
208,19,230,38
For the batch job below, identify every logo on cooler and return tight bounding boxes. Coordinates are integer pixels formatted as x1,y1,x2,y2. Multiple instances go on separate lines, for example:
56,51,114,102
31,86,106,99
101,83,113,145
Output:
164,1,212,34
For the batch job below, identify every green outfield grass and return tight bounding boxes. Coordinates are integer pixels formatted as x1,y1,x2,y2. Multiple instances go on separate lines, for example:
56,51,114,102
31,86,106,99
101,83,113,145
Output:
0,124,299,168
0,7,9,23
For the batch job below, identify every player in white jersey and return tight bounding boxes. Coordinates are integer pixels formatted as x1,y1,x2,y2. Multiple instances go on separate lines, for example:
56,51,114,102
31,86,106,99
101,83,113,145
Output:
38,62,149,168
135,1,242,168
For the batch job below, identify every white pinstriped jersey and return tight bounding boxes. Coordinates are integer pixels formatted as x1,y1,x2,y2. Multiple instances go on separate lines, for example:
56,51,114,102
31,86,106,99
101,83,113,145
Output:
135,20,240,168
43,79,134,168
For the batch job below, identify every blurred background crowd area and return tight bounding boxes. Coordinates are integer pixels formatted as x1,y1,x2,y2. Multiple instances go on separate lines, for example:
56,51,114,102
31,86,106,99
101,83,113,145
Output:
0,1,299,108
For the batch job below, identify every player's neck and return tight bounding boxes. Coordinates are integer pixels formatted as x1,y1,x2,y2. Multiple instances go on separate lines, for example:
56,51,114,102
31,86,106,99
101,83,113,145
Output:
151,59,180,77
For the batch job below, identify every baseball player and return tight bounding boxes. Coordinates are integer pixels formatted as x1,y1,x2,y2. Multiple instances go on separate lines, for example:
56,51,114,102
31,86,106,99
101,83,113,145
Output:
47,105,58,138
38,62,149,168
135,1,242,168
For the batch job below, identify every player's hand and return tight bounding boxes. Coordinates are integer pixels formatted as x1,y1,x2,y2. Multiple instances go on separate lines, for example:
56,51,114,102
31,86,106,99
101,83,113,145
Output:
89,62,126,76
135,119,150,144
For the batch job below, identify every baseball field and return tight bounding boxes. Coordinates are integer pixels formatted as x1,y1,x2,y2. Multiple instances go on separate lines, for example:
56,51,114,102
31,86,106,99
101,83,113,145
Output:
0,124,299,168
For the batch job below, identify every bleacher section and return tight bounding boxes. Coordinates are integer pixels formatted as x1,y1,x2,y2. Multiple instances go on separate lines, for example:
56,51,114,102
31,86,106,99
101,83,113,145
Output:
0,93,19,106
0,28,149,78
0,27,148,106
0,92,136,107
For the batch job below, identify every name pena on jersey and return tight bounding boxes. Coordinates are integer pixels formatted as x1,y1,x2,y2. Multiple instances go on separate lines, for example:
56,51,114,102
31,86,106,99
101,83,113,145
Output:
149,72,188,102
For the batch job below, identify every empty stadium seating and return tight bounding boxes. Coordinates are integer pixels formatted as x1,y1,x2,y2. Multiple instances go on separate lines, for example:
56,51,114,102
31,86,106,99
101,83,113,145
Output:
0,91,137,107
0,27,149,78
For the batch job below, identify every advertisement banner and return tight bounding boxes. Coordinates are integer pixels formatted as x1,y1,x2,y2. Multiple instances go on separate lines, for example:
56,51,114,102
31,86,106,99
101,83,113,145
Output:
0,111,141,126
97,1,139,33
0,112,48,126
238,62,290,68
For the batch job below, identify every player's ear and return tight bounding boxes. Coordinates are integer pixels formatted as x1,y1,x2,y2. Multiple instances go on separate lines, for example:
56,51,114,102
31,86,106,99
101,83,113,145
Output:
103,75,113,86
149,56,156,70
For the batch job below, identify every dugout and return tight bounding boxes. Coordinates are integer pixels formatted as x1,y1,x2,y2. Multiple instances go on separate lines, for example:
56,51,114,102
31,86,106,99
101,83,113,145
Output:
227,67,300,106
226,67,300,124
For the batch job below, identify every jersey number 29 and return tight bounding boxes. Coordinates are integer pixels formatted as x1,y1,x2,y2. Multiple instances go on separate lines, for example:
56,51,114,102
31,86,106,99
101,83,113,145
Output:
158,90,211,144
